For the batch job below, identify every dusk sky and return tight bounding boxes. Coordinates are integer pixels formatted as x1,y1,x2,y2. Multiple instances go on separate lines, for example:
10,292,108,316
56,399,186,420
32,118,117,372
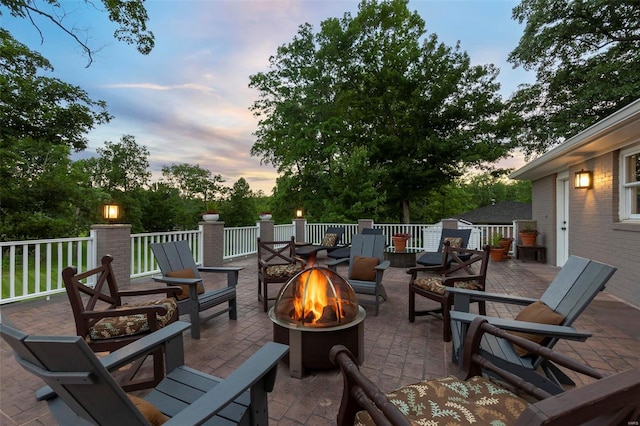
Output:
4,0,534,194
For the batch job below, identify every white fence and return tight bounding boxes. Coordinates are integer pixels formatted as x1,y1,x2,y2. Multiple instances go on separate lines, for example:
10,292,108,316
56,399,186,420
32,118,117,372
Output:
1,221,513,304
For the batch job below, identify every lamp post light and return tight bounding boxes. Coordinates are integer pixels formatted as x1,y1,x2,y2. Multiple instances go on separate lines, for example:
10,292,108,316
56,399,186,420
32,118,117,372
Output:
103,203,121,223
296,209,304,218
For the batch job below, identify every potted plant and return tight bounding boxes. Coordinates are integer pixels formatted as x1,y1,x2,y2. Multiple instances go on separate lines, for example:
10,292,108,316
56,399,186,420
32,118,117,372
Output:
392,233,411,252
490,234,505,262
519,226,538,246
201,210,219,222
259,211,272,220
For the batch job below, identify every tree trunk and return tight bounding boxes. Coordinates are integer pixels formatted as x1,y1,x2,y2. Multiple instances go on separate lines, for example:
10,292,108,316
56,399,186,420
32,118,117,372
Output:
402,201,410,224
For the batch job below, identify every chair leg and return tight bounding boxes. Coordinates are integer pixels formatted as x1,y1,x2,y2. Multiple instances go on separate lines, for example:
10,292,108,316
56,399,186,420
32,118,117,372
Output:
229,298,237,320
442,301,452,342
409,287,415,322
478,300,486,316
263,282,269,312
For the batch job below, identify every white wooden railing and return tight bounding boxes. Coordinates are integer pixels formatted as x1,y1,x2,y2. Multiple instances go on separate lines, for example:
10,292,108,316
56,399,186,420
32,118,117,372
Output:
1,221,514,304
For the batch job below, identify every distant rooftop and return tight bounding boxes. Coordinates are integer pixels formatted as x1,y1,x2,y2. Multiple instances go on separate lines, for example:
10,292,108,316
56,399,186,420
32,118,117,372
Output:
453,201,532,224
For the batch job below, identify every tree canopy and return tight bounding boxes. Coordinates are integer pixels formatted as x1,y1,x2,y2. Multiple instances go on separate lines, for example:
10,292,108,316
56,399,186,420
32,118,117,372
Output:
508,0,640,157
249,0,512,223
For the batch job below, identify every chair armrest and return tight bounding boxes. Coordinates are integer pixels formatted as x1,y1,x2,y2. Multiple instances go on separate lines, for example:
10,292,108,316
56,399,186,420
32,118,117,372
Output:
118,287,182,297
406,265,446,278
79,304,172,320
448,287,537,306
198,267,242,288
36,321,191,401
375,260,390,270
450,311,592,340
164,342,289,425
153,276,202,286
326,257,349,270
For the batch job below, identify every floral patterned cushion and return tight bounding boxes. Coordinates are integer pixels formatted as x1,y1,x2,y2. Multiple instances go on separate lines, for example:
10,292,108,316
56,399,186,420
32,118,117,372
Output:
355,375,529,426
87,298,177,341
413,276,482,295
265,263,303,278
443,236,463,250
321,233,338,247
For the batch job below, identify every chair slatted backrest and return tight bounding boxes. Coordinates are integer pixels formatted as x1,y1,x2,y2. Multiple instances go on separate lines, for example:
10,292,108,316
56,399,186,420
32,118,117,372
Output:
539,256,616,325
325,226,345,246
0,324,147,425
347,234,386,278
152,240,202,279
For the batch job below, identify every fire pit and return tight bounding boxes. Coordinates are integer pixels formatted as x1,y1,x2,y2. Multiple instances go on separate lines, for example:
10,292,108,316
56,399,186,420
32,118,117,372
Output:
269,266,365,378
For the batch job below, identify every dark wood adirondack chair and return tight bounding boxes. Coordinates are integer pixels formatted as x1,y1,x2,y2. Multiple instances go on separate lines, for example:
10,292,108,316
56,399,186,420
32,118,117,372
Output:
416,228,472,267
330,317,640,426
327,234,390,316
408,242,491,342
449,255,617,395
296,226,346,262
62,255,181,391
0,320,289,425
258,236,306,312
151,240,243,339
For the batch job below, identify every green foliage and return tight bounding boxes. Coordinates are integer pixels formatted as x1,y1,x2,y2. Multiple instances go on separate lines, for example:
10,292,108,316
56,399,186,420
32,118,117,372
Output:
220,178,258,227
1,0,154,66
508,0,640,157
249,0,512,223
91,135,151,191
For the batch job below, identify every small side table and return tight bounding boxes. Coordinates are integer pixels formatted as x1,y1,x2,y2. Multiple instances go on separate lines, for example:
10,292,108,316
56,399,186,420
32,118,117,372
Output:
516,245,546,263
384,249,420,268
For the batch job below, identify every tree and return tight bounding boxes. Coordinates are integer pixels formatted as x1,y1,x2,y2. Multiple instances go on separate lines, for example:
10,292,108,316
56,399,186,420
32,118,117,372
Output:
249,0,511,223
508,0,640,157
1,0,154,67
220,178,257,227
90,135,151,192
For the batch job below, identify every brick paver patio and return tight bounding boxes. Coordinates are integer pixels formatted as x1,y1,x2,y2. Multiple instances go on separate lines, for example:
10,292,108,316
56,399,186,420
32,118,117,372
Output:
1,253,639,425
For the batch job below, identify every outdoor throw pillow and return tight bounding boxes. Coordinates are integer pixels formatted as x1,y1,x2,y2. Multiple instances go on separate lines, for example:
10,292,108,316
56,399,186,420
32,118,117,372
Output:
321,233,338,247
128,395,168,425
508,301,565,356
166,267,205,300
443,236,463,250
349,256,379,281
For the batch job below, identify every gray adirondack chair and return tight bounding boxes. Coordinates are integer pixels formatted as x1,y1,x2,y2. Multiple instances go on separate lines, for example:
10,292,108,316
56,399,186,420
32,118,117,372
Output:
449,255,617,395
326,228,384,260
1,319,288,426
327,234,390,316
151,240,243,339
417,228,472,267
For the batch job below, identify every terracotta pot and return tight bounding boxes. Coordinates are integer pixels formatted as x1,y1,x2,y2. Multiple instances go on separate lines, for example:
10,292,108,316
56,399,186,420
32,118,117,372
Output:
519,232,537,246
490,248,504,262
392,236,407,252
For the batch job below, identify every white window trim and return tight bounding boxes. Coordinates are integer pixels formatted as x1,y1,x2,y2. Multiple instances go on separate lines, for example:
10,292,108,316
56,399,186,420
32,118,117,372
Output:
619,144,640,221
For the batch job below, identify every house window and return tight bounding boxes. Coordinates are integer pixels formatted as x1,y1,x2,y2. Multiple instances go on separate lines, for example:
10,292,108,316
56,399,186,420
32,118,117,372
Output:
620,145,640,220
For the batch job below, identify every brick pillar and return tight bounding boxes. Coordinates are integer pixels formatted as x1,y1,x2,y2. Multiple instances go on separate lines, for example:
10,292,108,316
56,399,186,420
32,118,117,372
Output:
441,218,458,229
91,224,131,286
258,219,275,241
358,219,374,232
201,221,224,267
294,219,306,243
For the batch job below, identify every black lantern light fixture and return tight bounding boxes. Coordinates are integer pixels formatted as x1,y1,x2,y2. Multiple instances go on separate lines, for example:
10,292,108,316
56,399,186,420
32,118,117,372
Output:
103,203,121,223
574,169,593,189
296,209,304,218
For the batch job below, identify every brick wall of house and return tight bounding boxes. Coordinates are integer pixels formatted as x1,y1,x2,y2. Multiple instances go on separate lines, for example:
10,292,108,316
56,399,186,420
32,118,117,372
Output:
531,175,556,263
532,151,640,308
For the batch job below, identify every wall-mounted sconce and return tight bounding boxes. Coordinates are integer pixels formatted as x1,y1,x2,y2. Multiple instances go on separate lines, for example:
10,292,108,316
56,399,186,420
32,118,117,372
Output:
574,169,593,189
103,203,121,223
296,209,304,218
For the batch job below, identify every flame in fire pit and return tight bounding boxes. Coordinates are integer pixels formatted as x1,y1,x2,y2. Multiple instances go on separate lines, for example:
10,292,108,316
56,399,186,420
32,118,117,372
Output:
274,266,359,328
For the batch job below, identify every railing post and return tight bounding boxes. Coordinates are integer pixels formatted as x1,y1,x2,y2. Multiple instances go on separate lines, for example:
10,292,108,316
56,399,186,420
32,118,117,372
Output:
258,219,275,241
91,224,131,286
201,221,224,267
294,218,306,242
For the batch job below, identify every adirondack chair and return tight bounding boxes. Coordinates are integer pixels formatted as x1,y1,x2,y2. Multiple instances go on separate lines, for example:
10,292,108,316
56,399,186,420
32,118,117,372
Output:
449,255,617,395
416,228,472,267
258,236,306,312
330,317,640,426
151,240,243,339
62,255,182,391
326,228,384,260
408,242,490,342
327,234,390,316
0,320,288,426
